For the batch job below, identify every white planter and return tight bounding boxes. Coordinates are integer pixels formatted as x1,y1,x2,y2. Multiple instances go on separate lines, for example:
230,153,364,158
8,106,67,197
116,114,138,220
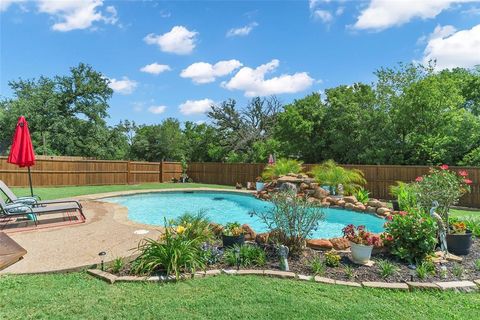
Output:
350,241,373,264
256,182,265,191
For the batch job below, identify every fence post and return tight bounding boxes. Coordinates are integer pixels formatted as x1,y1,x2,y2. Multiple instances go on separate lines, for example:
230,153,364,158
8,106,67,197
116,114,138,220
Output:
160,161,164,183
127,161,131,185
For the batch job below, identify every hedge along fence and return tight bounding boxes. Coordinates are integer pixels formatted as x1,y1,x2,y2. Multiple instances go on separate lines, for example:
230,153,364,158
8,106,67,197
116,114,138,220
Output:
187,162,480,208
0,156,183,187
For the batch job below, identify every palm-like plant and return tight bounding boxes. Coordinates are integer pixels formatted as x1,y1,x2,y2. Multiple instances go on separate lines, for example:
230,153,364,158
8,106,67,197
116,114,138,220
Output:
309,160,366,195
261,158,304,181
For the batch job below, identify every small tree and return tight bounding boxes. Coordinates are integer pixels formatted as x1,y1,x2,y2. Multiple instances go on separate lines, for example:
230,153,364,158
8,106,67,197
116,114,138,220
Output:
252,191,324,255
261,158,303,181
310,160,366,195
415,165,471,231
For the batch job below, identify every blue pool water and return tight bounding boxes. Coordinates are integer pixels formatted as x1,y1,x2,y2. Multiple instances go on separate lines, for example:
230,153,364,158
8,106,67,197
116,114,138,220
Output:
103,191,385,238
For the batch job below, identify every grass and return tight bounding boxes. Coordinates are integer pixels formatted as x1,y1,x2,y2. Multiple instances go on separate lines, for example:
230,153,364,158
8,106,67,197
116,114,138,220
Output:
10,183,233,201
0,273,479,319
450,208,480,221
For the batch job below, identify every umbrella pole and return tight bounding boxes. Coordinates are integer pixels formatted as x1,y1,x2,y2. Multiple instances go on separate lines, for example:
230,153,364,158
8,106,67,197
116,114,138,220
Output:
28,167,33,196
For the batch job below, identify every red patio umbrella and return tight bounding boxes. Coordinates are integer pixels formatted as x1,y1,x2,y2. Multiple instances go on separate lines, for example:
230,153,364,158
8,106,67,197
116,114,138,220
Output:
8,116,36,196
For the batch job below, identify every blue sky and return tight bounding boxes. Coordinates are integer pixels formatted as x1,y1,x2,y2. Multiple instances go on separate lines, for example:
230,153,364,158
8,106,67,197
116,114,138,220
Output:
1,0,479,126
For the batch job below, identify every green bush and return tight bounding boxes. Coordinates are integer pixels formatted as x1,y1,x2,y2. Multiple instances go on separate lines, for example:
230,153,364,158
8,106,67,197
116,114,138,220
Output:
132,219,206,280
325,250,341,267
383,210,437,264
416,260,435,280
377,260,398,279
310,160,366,195
223,244,266,267
354,187,370,204
252,191,324,255
389,181,418,211
261,158,304,181
309,256,325,275
110,257,124,274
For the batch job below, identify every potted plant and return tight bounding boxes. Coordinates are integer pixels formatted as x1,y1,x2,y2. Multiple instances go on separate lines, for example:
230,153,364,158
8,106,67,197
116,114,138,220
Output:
255,177,265,191
447,221,473,255
342,224,380,264
415,166,472,255
222,222,245,248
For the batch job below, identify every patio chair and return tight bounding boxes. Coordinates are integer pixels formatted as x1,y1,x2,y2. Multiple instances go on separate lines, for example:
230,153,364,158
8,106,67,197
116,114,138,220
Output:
0,180,84,213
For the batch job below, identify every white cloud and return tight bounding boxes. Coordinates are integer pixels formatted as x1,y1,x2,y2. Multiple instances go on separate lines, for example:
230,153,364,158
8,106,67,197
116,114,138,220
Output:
180,60,243,84
226,22,258,37
179,99,215,115
353,0,477,31
313,10,333,23
144,26,198,55
335,7,345,16
37,0,118,32
222,59,314,97
108,77,137,95
0,0,26,12
422,24,480,70
140,63,171,75
148,105,167,114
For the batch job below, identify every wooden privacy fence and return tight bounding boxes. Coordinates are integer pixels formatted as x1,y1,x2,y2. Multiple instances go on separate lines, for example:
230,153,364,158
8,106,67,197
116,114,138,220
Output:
0,157,182,187
188,162,480,208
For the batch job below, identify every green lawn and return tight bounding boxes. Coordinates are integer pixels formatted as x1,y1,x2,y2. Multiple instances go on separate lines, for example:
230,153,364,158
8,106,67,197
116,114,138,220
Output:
451,208,480,221
10,183,233,201
0,273,479,320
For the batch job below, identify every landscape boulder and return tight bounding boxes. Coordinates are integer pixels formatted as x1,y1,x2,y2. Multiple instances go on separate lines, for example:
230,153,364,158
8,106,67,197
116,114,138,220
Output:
344,203,355,210
255,232,270,244
242,224,256,241
306,239,333,250
376,207,391,216
343,196,358,204
312,187,330,199
330,237,351,250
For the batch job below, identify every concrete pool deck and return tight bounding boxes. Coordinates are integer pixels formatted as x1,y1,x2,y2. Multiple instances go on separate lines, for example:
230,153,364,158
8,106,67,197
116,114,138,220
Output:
1,188,251,274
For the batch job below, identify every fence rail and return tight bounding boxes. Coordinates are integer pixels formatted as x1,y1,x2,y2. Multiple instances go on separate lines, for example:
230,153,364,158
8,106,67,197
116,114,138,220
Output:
188,162,480,208
1,157,478,208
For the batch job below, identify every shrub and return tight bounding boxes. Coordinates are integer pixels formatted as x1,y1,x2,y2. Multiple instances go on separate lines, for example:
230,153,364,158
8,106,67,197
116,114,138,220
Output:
252,191,324,255
388,181,418,211
344,265,354,279
132,219,206,280
415,166,471,230
309,256,325,275
354,187,370,204
325,250,341,267
174,211,214,243
382,209,437,264
377,260,398,279
475,259,480,271
223,244,266,267
452,263,464,278
464,218,480,237
110,257,124,274
261,158,303,181
310,160,366,195
416,260,435,280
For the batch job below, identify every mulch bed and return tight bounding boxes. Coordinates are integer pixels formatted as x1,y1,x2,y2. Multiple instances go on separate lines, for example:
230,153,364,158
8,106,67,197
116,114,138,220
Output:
112,238,480,283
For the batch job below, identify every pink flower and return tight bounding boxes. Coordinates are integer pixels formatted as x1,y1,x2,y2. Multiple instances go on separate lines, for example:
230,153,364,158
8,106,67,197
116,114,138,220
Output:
464,179,473,185
458,170,468,177
440,164,449,170
386,215,393,221
415,176,423,182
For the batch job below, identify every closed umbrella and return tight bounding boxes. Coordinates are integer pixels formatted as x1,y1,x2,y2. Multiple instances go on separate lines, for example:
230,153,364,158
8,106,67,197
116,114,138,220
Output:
8,116,36,196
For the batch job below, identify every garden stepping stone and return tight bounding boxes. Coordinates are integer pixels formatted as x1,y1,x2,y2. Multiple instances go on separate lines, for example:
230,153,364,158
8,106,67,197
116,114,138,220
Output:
433,251,462,263
406,282,441,291
335,280,361,287
314,276,335,284
87,269,117,284
264,270,296,279
435,281,478,291
362,282,409,290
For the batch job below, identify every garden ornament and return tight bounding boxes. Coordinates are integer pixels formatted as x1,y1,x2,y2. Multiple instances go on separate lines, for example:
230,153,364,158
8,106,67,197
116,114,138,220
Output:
430,201,448,255
337,184,344,196
278,245,290,271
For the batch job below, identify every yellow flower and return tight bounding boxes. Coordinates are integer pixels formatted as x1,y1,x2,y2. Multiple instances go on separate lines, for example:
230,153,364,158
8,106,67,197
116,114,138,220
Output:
176,225,186,234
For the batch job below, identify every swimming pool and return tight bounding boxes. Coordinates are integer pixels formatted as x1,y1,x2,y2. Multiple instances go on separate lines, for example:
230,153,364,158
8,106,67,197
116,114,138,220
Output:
103,191,385,238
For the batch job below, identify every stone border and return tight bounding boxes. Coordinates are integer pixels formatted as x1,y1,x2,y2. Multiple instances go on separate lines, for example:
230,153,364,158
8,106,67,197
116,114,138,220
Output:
87,269,480,292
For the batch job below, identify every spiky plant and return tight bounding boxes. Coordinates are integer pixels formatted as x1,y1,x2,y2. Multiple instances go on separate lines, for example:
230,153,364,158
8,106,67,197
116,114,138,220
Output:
261,158,304,181
309,160,366,195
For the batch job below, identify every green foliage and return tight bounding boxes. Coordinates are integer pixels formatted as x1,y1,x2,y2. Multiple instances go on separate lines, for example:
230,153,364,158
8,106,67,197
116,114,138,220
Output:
416,260,436,280
325,250,341,267
383,210,437,264
252,191,325,255
223,244,266,267
174,211,214,244
377,260,398,279
452,263,464,278
222,222,243,236
310,160,366,195
132,219,206,280
354,187,370,204
388,181,418,211
344,265,355,279
475,259,480,271
110,257,124,274
261,158,304,181
415,167,471,228
309,256,326,276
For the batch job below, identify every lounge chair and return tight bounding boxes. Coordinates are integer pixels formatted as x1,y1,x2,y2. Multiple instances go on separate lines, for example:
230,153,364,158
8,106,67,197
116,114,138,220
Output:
0,197,85,226
0,180,83,212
